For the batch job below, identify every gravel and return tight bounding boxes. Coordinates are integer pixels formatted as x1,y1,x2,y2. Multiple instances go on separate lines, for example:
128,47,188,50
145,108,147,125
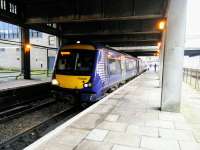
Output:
0,100,72,144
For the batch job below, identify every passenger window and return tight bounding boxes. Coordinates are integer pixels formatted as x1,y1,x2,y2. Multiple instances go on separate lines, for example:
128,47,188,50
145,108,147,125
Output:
126,60,136,71
109,59,121,75
109,59,116,75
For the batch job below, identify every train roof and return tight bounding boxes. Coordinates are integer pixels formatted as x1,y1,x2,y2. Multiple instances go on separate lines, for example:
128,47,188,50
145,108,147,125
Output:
61,40,139,60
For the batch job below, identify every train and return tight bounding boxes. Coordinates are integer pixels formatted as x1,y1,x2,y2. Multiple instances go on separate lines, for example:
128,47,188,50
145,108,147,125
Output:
51,42,147,104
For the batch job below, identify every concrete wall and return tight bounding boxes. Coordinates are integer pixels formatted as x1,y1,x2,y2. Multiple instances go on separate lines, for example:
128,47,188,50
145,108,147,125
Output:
161,0,187,112
0,44,21,69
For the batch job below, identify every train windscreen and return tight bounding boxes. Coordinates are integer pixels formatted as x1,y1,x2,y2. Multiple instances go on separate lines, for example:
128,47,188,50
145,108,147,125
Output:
56,50,96,75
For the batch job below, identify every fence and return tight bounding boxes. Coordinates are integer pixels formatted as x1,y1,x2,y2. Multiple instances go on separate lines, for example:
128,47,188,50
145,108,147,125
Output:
183,68,200,89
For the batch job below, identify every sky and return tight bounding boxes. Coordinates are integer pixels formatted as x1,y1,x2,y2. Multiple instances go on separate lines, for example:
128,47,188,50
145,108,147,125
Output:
186,0,200,47
186,0,200,35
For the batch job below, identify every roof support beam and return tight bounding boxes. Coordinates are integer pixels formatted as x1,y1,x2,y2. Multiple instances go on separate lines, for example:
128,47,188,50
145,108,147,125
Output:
125,51,157,57
26,15,163,24
64,31,161,37
102,41,158,47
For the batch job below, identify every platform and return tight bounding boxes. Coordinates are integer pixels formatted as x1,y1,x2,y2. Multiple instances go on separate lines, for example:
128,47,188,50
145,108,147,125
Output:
25,71,200,150
0,79,50,92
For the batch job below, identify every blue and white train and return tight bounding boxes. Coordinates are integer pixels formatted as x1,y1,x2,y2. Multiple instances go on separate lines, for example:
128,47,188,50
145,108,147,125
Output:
51,42,146,103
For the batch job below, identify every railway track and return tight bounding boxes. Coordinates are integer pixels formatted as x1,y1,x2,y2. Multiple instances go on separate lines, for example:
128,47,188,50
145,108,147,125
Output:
0,98,56,123
0,105,81,150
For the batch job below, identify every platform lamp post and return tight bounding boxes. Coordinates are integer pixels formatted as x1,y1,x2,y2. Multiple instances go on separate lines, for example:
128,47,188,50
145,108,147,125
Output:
21,27,31,79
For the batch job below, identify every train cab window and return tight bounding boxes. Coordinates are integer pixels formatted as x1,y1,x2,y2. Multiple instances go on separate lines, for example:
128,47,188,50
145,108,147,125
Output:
56,50,96,75
76,53,94,72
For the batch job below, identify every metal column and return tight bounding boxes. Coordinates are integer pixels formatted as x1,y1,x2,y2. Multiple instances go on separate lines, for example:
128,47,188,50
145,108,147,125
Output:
21,27,31,79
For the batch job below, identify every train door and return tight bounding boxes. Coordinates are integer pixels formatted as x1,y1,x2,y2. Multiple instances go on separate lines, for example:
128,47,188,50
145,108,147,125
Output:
103,49,109,87
48,56,55,72
137,60,140,75
96,49,109,90
120,56,126,82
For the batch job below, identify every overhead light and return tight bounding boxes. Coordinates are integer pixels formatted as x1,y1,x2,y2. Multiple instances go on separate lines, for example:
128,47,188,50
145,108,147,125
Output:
26,44,32,49
61,51,71,56
157,20,166,31
154,51,160,56
157,42,161,49
76,41,80,44
25,44,32,53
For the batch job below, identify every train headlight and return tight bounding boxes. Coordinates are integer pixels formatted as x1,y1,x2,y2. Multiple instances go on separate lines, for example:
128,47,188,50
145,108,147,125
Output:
52,79,59,85
84,83,92,88
88,83,92,87
84,83,88,88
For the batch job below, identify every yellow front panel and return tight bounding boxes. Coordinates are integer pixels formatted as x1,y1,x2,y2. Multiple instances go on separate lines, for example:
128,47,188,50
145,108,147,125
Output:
55,74,91,89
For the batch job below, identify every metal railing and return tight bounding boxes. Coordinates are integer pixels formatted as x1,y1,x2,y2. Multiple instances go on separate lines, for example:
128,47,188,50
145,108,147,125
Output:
183,68,200,89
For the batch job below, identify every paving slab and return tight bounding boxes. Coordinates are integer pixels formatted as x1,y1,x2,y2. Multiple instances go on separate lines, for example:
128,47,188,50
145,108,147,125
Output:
159,128,195,142
70,113,102,130
97,121,128,132
112,145,142,150
104,131,141,147
179,141,200,150
141,136,180,150
145,120,174,129
126,125,159,137
86,129,108,141
105,114,120,122
75,140,113,150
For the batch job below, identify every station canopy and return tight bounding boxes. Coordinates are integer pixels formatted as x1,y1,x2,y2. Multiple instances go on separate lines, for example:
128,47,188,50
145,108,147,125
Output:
0,0,168,55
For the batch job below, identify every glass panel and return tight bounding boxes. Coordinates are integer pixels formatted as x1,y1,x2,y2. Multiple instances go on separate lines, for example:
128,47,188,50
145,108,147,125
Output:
30,46,58,81
0,21,21,83
56,50,96,75
29,30,58,81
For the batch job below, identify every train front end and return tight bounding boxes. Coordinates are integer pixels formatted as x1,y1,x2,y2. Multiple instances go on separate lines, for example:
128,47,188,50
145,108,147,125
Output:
51,44,98,103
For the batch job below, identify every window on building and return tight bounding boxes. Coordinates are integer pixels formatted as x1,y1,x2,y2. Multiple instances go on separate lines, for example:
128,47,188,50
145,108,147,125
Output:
29,30,42,38
0,21,20,40
0,0,6,10
9,3,17,14
48,36,56,46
